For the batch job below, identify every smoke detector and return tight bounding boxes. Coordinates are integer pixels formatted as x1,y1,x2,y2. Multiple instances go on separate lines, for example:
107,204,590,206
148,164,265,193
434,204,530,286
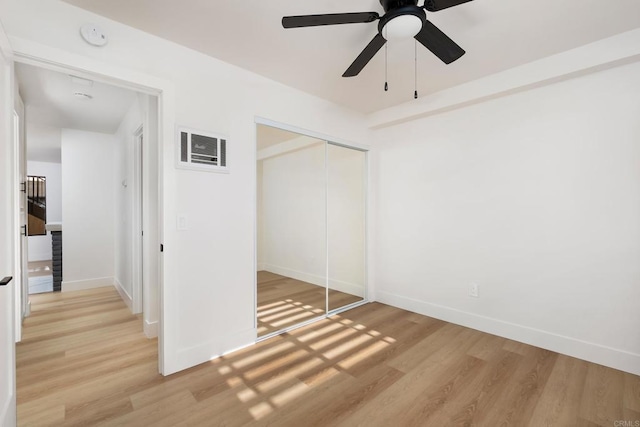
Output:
80,24,108,47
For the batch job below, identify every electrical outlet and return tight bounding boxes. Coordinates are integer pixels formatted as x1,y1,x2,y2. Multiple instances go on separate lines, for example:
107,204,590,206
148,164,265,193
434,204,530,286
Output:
469,282,479,298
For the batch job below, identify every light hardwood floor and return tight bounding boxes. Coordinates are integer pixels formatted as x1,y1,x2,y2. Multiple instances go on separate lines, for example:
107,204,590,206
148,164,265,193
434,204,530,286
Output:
17,287,639,426
257,271,363,336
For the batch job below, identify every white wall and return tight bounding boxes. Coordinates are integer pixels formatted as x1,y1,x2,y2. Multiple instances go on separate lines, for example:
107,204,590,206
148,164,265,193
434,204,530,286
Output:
61,128,116,291
373,60,640,375
26,123,61,163
26,160,61,261
0,0,371,374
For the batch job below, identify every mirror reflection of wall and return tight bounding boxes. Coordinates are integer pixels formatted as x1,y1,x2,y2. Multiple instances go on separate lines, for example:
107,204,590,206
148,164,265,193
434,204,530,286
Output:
257,126,326,337
328,144,366,311
256,124,367,338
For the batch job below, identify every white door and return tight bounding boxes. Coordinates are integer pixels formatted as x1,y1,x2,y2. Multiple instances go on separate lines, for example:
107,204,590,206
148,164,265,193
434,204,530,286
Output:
15,94,29,332
0,28,17,427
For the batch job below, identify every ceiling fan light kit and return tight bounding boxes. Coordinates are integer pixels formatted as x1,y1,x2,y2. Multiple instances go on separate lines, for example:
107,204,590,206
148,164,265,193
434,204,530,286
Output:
282,0,474,93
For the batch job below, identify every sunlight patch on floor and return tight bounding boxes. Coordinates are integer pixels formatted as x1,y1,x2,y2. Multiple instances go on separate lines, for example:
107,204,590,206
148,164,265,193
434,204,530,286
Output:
338,341,391,370
232,341,295,369
322,334,372,360
310,328,357,351
296,322,343,343
249,401,273,420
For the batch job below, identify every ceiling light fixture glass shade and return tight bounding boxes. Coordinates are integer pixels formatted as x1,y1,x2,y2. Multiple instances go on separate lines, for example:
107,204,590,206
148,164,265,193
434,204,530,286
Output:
383,14,423,41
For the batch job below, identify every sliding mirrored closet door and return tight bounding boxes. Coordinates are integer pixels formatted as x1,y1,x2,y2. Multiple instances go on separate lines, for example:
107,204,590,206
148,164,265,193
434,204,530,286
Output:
327,144,366,311
256,124,366,338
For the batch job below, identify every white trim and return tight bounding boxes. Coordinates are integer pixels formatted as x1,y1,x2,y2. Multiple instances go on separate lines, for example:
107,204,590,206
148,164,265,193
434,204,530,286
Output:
131,125,143,315
114,278,133,312
255,116,369,152
9,37,163,95
12,110,21,343
367,28,640,129
261,265,363,298
0,21,13,60
377,290,640,376
0,396,15,427
8,35,171,375
328,279,364,299
62,277,114,293
254,122,370,339
144,320,158,339
0,21,16,427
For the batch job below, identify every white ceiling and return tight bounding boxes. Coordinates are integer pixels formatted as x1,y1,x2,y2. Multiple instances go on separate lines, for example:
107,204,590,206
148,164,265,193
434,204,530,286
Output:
62,0,640,114
15,62,137,134
15,62,138,162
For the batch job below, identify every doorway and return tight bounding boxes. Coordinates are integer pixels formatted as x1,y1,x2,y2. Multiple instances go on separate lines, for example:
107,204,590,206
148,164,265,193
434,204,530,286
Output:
255,121,368,338
12,59,161,352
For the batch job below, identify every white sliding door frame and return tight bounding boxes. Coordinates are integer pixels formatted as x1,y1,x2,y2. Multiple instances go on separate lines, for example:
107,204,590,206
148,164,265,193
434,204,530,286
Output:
254,116,370,342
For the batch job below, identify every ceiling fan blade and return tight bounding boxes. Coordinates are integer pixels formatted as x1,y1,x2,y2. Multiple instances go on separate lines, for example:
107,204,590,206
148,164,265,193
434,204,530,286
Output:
342,33,387,77
424,0,474,12
414,21,465,64
282,12,379,28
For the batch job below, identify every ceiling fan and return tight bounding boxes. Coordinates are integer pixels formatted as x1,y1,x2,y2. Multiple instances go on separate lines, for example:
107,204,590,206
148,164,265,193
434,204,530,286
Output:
282,0,473,78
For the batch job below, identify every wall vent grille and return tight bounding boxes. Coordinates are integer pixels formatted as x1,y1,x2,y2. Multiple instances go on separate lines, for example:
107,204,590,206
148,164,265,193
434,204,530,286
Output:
177,127,229,173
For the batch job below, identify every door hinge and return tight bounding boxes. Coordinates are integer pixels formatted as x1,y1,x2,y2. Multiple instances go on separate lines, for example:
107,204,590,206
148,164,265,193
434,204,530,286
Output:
160,244,164,252
21,225,27,236
20,182,26,193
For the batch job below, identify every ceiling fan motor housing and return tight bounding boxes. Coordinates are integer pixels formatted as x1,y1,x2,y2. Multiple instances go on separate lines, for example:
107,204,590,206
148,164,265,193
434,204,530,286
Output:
378,2,426,36
380,0,419,12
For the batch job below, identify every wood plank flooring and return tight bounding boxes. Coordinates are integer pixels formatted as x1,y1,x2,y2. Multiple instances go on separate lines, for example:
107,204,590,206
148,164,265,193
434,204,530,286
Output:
257,271,363,336
17,286,639,426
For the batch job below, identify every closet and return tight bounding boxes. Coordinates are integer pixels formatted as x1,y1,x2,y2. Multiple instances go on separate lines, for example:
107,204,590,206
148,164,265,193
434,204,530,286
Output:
256,123,366,338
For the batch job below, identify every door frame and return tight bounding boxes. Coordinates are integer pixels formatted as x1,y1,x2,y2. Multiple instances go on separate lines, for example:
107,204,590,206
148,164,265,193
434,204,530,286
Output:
253,116,370,341
9,40,173,375
12,104,28,343
132,125,143,314
0,22,16,427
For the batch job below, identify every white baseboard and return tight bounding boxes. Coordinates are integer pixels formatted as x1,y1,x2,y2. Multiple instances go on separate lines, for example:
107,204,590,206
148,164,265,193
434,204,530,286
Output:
62,277,114,293
114,279,133,312
328,278,365,298
264,264,325,288
263,264,364,298
377,290,640,376
144,319,158,338
257,263,266,271
0,394,16,427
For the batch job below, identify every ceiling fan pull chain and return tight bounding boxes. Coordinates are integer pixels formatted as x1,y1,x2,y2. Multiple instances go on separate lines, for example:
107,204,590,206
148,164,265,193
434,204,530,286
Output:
384,27,389,92
414,39,418,99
